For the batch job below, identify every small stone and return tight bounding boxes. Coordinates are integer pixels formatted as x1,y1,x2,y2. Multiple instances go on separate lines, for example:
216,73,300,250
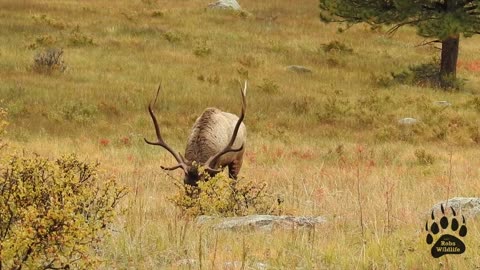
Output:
223,261,268,270
208,0,242,10
434,101,452,107
398,117,418,125
174,259,197,267
287,65,313,73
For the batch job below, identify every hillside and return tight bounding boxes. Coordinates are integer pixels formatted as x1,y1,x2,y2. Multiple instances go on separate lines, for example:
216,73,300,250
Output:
1,0,480,268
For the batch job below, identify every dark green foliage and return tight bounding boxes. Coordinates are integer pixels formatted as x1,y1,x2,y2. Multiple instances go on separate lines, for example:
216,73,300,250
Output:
392,63,441,87
319,0,480,87
391,62,464,90
319,0,480,39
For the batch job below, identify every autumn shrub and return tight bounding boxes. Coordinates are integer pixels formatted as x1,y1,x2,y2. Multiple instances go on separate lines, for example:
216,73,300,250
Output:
0,154,127,270
257,79,279,94
61,102,98,123
164,30,182,43
32,14,67,30
316,95,351,123
170,168,279,217
292,96,313,115
69,26,94,46
0,107,7,149
414,149,436,165
193,41,212,57
321,40,353,54
32,47,66,74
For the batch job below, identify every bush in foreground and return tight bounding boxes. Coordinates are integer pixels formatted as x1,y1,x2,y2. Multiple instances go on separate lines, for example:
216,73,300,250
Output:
0,154,127,270
0,107,7,149
170,169,280,217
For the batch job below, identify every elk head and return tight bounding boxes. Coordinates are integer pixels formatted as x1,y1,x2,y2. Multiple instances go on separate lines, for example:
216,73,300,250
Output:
144,81,247,186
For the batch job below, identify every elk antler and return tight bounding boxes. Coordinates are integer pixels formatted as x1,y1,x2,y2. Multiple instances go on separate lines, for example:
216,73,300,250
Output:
144,83,188,173
204,81,247,173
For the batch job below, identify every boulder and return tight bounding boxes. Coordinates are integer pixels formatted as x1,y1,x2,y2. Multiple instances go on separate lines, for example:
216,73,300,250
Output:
196,214,326,231
431,197,480,218
208,0,242,10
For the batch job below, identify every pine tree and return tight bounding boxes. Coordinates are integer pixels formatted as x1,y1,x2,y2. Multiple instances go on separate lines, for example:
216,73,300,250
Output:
319,0,480,88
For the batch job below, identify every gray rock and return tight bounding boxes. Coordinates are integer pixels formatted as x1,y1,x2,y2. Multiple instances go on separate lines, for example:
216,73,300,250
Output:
431,197,480,218
398,117,418,125
174,258,197,267
208,0,242,10
434,100,452,107
197,214,326,231
287,65,313,73
223,261,268,270
254,262,269,270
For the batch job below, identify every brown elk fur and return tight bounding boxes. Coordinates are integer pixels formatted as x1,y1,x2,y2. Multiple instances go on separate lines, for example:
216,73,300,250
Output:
145,82,247,186
185,107,246,178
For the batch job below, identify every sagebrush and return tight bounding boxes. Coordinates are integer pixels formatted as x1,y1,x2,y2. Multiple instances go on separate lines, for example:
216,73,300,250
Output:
32,47,66,74
0,154,127,270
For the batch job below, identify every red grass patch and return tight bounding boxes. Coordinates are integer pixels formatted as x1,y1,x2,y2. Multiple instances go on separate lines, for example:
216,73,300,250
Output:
119,136,131,146
458,60,480,72
99,138,110,147
291,149,315,160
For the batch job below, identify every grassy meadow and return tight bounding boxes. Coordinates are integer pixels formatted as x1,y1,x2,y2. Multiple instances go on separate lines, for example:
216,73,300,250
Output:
2,0,480,268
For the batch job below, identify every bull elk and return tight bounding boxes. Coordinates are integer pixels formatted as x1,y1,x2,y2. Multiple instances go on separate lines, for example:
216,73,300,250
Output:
145,82,247,186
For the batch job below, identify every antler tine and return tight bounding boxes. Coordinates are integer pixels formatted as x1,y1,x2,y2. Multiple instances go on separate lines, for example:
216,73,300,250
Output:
205,81,247,171
144,83,188,172
161,164,186,171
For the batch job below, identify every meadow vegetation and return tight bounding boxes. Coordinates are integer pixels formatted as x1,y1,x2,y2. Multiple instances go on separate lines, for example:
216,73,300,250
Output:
1,0,480,268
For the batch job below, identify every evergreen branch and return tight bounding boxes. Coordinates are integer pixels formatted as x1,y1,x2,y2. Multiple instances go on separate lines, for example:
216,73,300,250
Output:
387,16,438,36
415,39,441,47
387,19,424,35
461,0,477,6
464,5,478,12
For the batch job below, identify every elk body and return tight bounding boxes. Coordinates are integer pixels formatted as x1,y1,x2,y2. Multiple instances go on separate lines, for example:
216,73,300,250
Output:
145,82,247,186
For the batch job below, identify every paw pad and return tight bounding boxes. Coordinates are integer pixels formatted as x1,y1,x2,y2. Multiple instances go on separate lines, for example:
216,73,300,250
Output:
425,204,467,258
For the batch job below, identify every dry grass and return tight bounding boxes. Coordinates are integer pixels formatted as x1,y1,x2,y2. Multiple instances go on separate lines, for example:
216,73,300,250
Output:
2,0,480,269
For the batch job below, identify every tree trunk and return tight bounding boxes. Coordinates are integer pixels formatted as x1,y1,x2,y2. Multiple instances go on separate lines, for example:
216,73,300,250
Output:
440,35,459,86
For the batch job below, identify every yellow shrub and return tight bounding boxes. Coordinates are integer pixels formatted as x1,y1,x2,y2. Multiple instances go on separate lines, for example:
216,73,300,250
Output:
0,154,127,269
170,169,280,217
0,107,7,149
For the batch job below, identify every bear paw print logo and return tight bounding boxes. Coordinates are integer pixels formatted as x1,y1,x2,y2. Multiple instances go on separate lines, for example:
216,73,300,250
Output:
425,204,467,258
